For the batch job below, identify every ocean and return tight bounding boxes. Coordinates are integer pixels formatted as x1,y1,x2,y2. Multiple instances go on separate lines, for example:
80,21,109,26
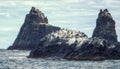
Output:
0,49,120,69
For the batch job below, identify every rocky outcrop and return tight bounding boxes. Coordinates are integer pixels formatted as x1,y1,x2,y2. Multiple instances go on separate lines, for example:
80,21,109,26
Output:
63,9,120,60
92,9,118,42
7,7,60,50
7,7,120,60
28,37,120,60
28,29,88,58
28,9,120,60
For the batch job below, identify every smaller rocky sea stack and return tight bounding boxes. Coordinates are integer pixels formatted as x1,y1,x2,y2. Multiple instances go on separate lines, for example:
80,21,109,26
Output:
92,9,118,42
63,9,120,60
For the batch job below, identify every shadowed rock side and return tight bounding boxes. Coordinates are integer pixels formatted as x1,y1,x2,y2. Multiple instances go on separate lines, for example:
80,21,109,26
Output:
7,7,60,50
28,9,120,60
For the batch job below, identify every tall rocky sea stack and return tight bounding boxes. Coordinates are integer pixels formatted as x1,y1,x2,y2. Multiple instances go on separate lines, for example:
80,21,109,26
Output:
7,7,60,50
92,9,118,42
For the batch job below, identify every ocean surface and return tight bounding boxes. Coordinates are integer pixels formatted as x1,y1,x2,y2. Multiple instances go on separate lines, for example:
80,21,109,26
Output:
0,49,120,69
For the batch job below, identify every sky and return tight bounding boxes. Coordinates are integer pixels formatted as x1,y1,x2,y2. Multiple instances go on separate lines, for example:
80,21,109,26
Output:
0,0,120,49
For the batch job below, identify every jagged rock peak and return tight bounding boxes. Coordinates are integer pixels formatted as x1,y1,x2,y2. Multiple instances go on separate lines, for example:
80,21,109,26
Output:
92,9,118,42
30,7,42,15
98,9,112,19
25,7,48,24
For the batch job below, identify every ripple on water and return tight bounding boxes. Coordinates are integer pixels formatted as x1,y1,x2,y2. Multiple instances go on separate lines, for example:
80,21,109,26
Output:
0,50,120,69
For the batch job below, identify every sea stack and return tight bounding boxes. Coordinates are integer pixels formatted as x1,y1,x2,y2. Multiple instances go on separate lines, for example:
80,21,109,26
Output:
92,9,118,42
63,9,120,60
7,7,60,50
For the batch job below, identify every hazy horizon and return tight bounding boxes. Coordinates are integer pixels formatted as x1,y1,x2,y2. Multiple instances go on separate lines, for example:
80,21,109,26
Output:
0,0,120,49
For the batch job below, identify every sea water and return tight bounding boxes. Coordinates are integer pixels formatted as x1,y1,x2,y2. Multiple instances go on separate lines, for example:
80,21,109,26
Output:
0,49,120,69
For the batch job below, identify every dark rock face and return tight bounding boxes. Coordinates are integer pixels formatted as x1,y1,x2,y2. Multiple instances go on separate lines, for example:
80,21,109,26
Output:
7,7,60,50
92,9,118,42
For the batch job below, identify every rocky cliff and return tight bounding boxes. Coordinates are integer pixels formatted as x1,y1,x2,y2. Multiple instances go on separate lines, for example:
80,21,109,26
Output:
7,7,60,50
